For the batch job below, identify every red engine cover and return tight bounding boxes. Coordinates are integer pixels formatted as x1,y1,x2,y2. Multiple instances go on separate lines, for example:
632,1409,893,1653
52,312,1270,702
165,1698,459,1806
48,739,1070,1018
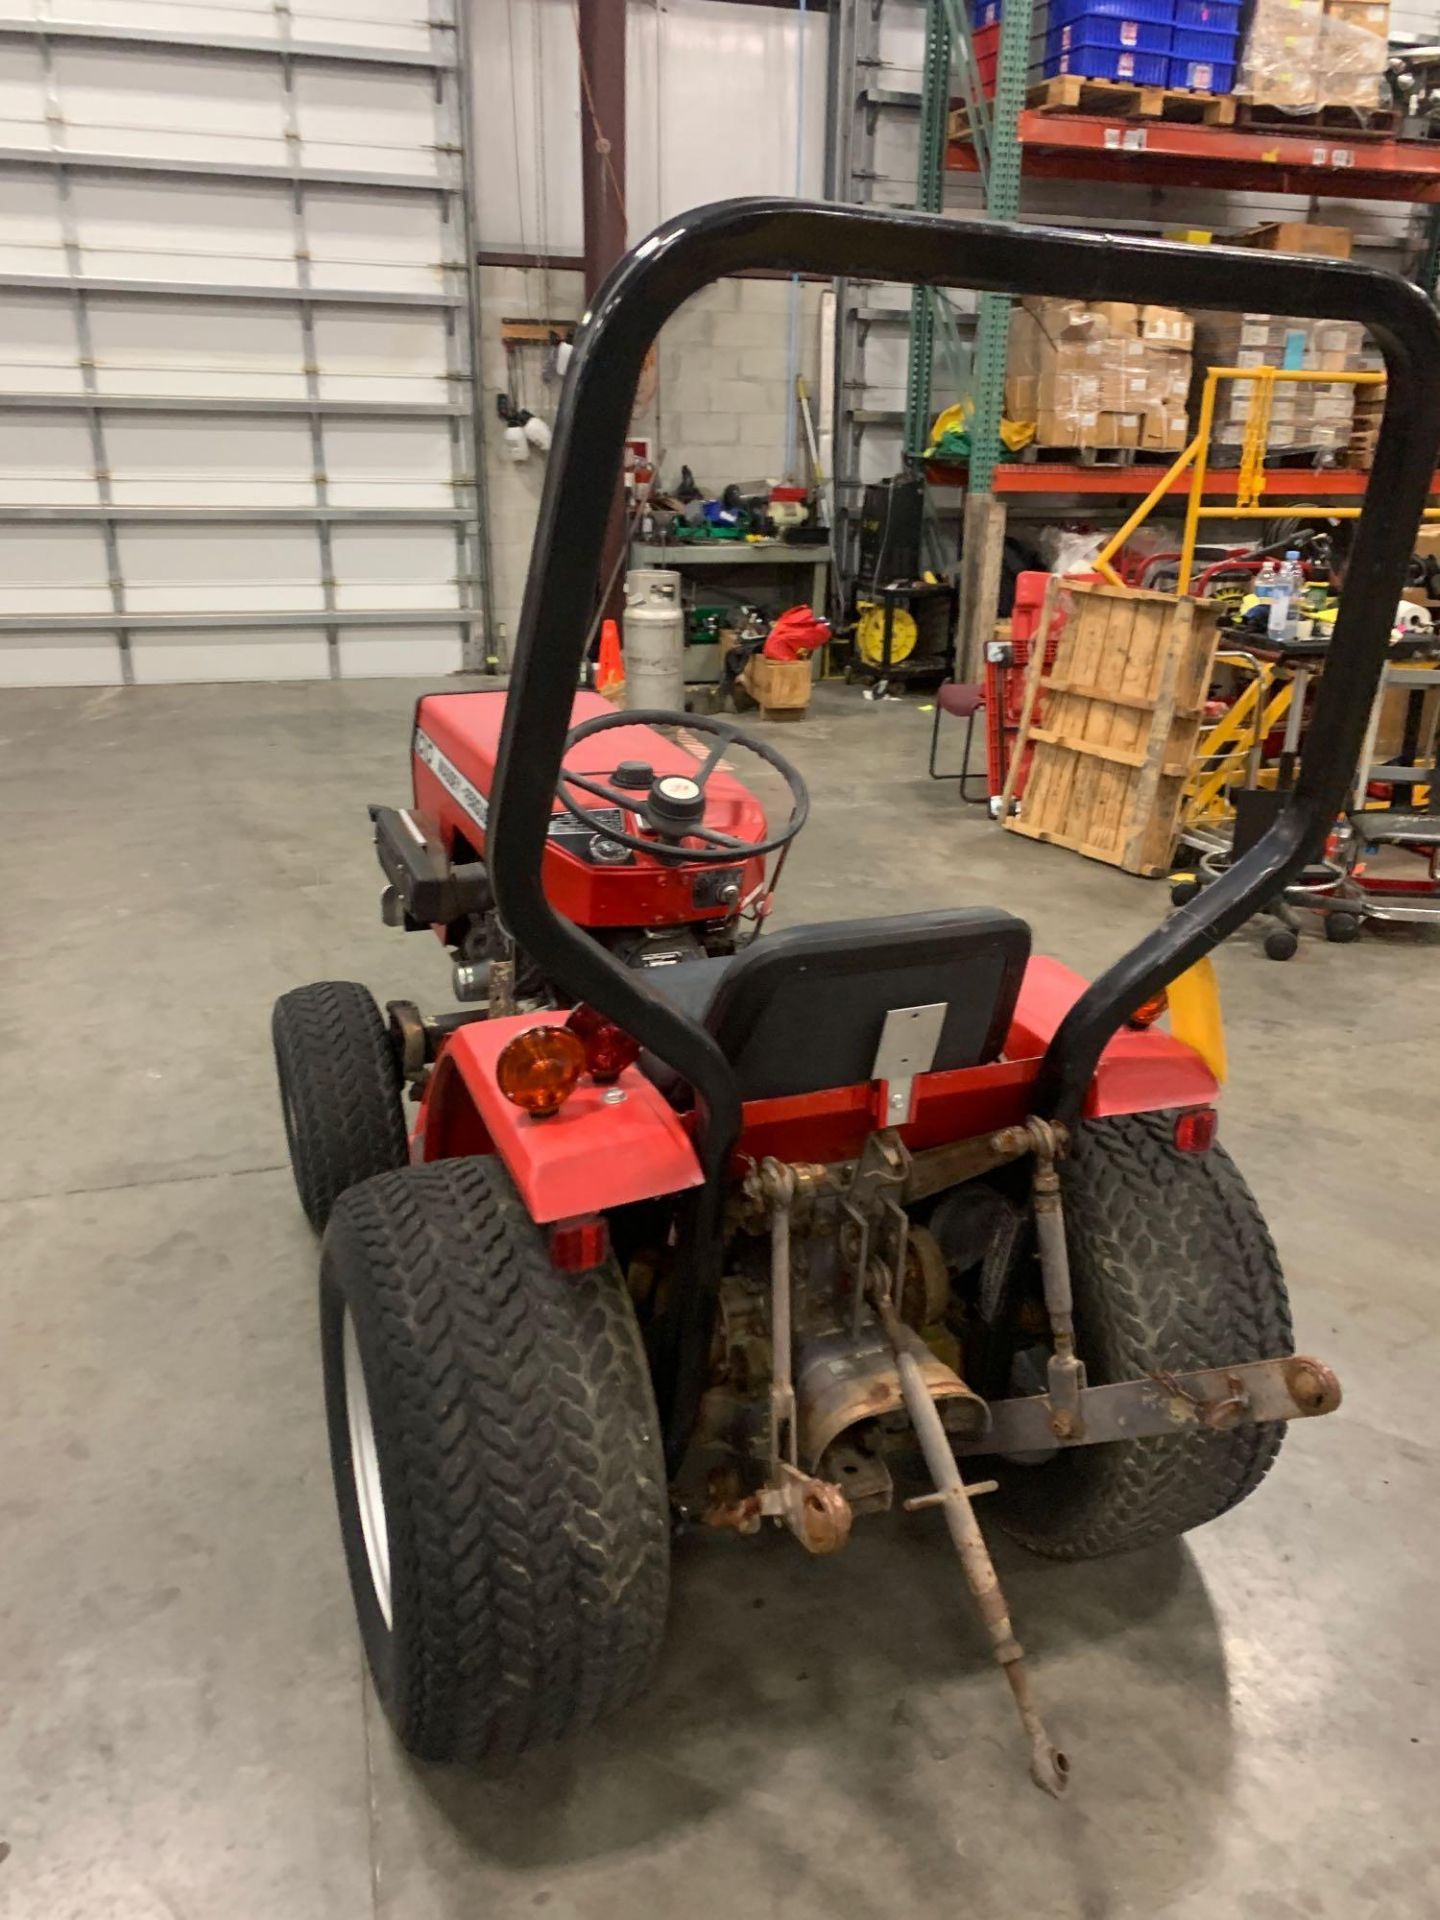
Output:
412,688,768,929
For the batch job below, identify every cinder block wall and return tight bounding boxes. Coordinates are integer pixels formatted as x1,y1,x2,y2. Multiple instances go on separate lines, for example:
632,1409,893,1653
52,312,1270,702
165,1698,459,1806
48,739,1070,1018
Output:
479,264,825,659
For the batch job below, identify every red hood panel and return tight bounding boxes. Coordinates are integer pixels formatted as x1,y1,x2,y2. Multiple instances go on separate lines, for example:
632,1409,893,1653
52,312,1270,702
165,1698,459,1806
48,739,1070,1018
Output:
413,688,769,928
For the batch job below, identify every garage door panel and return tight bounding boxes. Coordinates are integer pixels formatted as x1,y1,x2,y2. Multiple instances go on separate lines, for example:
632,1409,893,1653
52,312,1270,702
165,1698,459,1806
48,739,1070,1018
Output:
129,626,332,684
323,417,457,508
0,291,85,391
71,176,301,286
336,623,464,678
0,630,125,687
294,67,441,173
51,46,292,166
0,524,111,613
311,308,452,403
0,412,100,503
87,300,309,399
0,173,65,274
305,190,452,296
0,38,47,147
330,523,462,610
117,524,325,613
103,415,317,506
0,3,486,685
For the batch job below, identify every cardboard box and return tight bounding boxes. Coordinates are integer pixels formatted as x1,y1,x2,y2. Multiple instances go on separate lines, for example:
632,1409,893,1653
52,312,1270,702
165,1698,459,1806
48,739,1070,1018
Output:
1238,222,1353,259
1140,305,1195,348
1089,301,1140,337
740,654,813,717
1327,0,1389,32
1139,405,1189,451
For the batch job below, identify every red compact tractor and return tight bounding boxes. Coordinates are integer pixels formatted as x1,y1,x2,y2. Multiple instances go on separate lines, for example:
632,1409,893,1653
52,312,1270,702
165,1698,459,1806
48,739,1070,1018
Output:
273,200,1439,1793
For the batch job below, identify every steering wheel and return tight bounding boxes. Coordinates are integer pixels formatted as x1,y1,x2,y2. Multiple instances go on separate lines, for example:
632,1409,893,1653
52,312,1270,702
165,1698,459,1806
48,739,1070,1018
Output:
556,707,809,865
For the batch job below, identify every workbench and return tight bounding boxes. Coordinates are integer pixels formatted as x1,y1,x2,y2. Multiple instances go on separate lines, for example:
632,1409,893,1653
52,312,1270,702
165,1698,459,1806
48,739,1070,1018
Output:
629,540,830,619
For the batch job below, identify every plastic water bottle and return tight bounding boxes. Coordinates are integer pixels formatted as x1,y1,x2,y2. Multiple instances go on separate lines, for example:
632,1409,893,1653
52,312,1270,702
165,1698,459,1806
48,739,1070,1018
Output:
1277,549,1304,643
1253,558,1279,631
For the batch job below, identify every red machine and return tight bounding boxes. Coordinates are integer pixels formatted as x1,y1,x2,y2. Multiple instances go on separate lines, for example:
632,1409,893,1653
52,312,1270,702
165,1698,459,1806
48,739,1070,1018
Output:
385,690,796,997
270,198,1436,1800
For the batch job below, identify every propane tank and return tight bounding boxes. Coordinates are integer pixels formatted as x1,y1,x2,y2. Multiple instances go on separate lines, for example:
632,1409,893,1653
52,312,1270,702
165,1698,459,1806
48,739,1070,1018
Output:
622,568,685,710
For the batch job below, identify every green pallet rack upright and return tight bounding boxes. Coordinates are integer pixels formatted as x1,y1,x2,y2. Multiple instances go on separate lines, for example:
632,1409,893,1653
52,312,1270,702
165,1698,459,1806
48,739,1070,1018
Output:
905,0,1034,674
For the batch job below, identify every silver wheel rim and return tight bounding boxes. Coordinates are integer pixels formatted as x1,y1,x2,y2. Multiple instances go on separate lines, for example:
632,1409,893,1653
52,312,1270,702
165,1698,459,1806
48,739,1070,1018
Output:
343,1308,393,1629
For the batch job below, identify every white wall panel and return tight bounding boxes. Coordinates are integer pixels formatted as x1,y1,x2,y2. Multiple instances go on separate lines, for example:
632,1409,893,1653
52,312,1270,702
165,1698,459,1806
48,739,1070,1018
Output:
0,4,483,685
475,0,828,254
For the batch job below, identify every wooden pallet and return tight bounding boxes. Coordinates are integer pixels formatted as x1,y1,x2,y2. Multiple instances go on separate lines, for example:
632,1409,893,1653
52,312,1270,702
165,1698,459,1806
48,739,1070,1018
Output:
1236,101,1402,137
1002,581,1221,877
1022,443,1138,468
951,76,1236,136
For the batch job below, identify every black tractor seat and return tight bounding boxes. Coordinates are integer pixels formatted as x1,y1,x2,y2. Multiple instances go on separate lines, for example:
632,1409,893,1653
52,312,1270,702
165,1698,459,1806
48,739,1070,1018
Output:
636,908,1030,1102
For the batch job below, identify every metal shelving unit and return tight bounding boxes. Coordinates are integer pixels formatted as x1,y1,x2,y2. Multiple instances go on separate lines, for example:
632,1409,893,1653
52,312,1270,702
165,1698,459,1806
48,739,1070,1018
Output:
0,2,492,685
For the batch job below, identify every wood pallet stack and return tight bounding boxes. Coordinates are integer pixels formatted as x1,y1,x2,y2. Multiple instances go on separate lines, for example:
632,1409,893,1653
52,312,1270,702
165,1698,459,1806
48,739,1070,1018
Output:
1344,381,1385,468
1003,582,1221,877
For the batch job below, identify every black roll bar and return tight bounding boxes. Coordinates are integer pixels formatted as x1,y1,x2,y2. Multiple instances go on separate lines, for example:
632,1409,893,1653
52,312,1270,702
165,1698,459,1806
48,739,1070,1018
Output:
488,197,1440,1454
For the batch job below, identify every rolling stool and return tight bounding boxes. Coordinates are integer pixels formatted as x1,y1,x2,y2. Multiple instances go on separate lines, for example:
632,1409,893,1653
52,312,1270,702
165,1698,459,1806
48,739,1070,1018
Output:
928,681,988,804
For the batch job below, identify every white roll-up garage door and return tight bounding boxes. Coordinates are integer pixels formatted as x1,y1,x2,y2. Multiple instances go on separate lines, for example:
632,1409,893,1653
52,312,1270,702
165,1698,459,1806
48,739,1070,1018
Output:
0,0,489,687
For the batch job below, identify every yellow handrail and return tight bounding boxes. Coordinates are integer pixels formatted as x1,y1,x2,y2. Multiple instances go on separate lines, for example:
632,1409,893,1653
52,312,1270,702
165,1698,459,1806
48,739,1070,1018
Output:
1096,366,1439,594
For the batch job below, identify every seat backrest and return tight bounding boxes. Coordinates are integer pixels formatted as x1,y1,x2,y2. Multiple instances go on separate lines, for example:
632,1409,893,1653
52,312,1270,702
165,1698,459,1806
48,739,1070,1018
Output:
706,908,1030,1101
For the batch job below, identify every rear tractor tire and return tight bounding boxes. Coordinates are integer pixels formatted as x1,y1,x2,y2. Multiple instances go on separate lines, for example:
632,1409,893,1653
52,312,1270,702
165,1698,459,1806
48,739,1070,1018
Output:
272,980,408,1232
320,1158,671,1763
993,1110,1293,1561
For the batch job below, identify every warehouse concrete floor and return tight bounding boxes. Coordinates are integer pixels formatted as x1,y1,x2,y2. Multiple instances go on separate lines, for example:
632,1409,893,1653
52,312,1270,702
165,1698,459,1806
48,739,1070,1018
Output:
3,677,1437,1920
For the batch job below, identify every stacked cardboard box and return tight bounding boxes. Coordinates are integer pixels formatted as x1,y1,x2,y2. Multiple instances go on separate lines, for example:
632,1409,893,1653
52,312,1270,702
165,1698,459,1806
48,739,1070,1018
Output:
1344,380,1387,468
1240,0,1324,108
1241,0,1389,109
1192,312,1371,456
1322,0,1389,110
1007,299,1192,454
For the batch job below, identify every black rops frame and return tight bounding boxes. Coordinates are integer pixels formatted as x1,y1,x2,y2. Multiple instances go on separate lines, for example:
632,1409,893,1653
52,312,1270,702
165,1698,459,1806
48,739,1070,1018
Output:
489,197,1440,1460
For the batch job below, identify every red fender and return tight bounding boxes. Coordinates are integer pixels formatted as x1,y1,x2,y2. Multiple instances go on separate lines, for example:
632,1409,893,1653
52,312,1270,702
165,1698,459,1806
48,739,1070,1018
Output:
413,1011,704,1224
1008,956,1220,1118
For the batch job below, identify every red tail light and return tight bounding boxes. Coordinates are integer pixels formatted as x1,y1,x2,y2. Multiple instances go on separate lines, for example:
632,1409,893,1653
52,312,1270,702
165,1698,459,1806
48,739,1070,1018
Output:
1174,1106,1218,1153
566,1003,641,1083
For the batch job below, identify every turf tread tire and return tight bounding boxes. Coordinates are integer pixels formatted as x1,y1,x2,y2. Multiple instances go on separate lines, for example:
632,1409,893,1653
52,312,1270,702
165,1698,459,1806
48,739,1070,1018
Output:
994,1112,1293,1561
273,980,407,1231
321,1158,670,1764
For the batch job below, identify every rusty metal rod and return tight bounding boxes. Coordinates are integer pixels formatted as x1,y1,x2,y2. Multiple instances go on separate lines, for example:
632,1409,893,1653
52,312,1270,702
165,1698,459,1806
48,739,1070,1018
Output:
763,1159,798,1471
877,1292,1070,1798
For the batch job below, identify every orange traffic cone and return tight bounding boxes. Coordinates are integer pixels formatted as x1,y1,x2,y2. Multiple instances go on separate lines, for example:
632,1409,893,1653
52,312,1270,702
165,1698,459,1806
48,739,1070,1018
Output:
596,617,625,700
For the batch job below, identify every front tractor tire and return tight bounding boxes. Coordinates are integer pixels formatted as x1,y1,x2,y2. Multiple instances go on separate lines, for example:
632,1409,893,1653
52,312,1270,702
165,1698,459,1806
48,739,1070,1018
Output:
994,1111,1293,1561
272,980,408,1231
320,1158,671,1764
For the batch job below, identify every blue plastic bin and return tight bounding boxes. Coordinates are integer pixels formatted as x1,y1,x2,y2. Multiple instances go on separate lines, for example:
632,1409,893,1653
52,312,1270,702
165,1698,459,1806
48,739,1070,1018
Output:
1169,25,1240,60
1168,53,1235,88
1048,0,1175,24
1041,43,1171,82
972,0,1003,22
1171,0,1240,26
1047,16,1172,54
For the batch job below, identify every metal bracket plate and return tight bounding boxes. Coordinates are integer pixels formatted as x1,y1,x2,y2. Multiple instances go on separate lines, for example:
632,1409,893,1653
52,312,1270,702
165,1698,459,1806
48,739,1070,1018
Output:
873,1001,946,1124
